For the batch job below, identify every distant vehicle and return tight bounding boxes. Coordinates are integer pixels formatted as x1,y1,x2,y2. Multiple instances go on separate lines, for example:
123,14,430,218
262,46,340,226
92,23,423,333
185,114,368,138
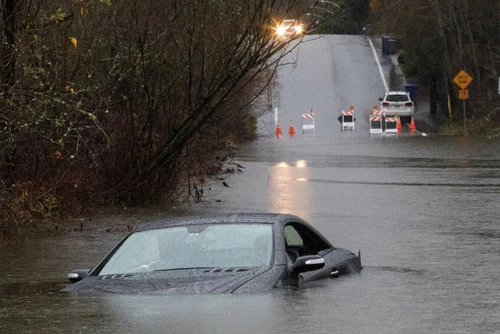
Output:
275,19,304,39
379,91,414,123
63,213,362,294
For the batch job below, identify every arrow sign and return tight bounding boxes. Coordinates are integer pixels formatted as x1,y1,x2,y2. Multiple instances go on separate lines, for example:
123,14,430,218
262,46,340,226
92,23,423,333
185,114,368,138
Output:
453,70,473,89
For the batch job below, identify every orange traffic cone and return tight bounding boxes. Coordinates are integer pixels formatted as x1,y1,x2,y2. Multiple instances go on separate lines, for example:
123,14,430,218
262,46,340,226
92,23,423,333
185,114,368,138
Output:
288,120,295,136
396,115,402,133
276,124,282,138
409,116,416,131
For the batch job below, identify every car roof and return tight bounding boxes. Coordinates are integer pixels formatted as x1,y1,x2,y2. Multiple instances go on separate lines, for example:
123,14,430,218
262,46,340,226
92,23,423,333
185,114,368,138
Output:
386,91,408,95
134,213,304,232
281,19,300,25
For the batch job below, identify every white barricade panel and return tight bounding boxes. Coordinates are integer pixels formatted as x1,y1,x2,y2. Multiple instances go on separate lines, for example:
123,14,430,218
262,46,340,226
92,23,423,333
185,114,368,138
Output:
385,117,398,134
369,116,383,135
301,112,315,133
340,110,355,131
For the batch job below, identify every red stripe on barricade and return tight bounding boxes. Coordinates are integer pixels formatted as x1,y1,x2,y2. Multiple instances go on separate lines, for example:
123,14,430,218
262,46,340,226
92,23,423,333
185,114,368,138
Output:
371,110,385,117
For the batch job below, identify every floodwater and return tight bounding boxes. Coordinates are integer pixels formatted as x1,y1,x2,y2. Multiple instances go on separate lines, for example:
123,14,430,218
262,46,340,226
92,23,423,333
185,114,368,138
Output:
1,35,500,333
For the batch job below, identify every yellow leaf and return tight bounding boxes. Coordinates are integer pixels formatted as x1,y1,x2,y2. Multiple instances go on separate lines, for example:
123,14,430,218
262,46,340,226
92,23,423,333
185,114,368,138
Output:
69,37,77,48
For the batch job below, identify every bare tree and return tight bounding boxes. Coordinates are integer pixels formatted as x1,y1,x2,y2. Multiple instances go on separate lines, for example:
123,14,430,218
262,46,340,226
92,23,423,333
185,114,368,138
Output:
1,0,325,238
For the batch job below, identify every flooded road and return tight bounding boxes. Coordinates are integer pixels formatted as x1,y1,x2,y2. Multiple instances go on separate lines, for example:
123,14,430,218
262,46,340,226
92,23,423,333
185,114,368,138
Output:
2,35,500,333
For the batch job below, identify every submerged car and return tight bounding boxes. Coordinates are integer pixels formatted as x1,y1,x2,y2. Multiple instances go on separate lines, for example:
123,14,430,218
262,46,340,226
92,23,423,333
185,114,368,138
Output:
63,213,362,294
379,91,414,123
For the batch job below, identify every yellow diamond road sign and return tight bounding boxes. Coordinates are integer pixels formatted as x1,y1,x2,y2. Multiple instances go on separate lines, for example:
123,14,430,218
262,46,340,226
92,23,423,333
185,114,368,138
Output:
453,70,473,89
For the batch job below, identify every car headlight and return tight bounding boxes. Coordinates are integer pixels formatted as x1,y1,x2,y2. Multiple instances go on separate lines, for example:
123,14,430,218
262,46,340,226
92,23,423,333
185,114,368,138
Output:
276,25,287,37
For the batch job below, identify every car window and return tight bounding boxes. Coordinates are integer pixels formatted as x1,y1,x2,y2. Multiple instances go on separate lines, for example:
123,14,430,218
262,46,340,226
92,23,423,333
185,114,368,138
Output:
98,223,273,275
284,223,330,257
386,94,409,102
284,225,302,247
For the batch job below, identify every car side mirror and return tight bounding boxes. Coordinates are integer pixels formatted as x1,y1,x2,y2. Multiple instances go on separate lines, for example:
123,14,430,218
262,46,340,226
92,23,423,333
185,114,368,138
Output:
288,255,325,278
378,97,383,101
68,269,91,283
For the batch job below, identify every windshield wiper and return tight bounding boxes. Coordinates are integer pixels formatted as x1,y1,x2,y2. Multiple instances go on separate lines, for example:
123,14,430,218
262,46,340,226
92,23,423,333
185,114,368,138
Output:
154,267,217,272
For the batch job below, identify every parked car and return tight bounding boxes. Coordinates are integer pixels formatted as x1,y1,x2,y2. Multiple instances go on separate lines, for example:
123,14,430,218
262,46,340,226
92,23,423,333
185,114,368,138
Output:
379,91,414,123
275,19,304,40
63,213,362,294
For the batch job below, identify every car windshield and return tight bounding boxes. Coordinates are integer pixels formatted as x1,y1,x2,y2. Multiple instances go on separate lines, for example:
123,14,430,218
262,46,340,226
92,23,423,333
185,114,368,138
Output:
98,223,273,275
386,94,409,102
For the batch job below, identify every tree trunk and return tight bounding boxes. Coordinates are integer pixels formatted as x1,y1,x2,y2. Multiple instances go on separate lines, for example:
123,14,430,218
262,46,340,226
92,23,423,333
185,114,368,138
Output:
1,0,17,90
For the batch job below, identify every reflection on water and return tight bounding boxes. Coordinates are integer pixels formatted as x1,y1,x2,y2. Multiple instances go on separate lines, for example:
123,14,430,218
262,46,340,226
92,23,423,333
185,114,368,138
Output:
268,160,313,219
2,132,500,334
295,160,308,168
0,136,500,334
2,134,499,333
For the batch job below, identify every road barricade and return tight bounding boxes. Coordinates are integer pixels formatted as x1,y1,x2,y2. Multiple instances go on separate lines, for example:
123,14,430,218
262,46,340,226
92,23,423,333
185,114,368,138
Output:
384,116,398,134
340,107,355,131
302,109,315,133
369,110,384,136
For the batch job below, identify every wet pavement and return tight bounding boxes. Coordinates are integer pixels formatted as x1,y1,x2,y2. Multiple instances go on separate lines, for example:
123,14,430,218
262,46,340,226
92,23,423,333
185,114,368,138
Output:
1,35,500,333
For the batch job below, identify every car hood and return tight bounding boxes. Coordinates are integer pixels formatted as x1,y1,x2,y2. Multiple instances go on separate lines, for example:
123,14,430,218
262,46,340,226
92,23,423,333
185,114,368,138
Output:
62,266,282,295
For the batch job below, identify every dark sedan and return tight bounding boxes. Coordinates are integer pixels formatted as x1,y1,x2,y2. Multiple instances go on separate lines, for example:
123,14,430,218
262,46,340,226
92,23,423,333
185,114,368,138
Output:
63,213,362,294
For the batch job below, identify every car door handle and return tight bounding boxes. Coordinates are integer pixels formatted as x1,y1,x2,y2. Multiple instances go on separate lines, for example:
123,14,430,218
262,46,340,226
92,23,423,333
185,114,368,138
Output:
330,268,339,277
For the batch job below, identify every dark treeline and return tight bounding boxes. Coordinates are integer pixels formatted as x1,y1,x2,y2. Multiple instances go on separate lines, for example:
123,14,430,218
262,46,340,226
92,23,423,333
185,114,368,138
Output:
0,0,326,240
